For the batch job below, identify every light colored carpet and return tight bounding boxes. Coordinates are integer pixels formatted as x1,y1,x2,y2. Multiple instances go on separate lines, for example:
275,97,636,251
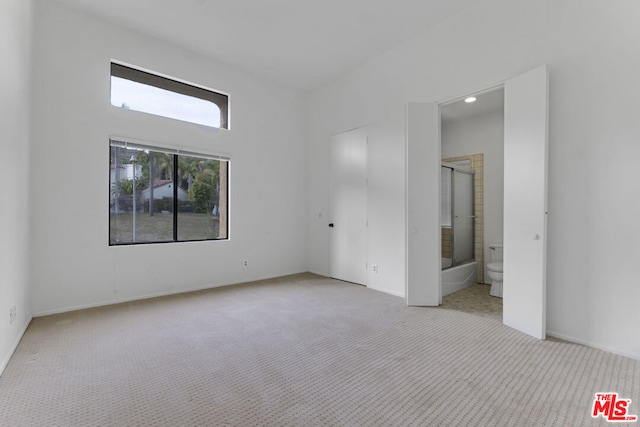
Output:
1,273,638,426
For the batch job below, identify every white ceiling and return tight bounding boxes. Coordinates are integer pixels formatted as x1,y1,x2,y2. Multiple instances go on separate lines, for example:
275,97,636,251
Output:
440,87,504,124
55,0,479,91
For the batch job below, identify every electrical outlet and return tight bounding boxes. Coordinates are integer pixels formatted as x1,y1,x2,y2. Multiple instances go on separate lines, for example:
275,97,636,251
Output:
243,260,248,267
372,264,378,273
9,305,16,324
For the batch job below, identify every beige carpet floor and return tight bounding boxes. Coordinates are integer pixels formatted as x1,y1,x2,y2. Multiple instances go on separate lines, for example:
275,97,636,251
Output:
1,273,638,426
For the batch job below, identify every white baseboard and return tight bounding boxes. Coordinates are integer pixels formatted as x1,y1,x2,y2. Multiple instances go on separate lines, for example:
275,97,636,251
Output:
33,271,310,317
367,284,405,299
546,330,640,361
307,269,329,278
0,316,32,377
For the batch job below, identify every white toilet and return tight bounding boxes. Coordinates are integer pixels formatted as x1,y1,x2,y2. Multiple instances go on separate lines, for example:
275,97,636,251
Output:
486,244,504,298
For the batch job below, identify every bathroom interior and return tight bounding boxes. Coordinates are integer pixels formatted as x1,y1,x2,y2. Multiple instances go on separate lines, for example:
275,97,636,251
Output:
439,88,505,318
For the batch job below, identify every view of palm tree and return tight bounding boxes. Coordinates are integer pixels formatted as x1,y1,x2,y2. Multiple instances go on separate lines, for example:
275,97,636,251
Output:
109,145,228,244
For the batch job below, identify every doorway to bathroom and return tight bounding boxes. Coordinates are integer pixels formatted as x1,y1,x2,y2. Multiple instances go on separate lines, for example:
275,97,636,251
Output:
406,65,549,339
439,88,504,321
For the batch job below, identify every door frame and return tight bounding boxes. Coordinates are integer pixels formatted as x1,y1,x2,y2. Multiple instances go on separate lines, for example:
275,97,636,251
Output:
406,65,549,340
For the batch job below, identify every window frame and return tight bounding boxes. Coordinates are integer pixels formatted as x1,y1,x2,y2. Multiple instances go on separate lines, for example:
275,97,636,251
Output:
109,138,230,246
110,62,230,129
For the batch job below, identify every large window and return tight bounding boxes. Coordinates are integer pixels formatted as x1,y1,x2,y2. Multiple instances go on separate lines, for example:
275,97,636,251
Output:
109,140,229,245
110,63,229,129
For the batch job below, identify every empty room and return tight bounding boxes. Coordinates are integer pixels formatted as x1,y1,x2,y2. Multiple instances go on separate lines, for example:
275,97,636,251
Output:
1,0,639,425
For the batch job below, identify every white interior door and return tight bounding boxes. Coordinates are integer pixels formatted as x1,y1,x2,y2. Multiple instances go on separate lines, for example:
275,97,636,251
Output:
329,127,368,285
406,103,441,306
503,65,549,339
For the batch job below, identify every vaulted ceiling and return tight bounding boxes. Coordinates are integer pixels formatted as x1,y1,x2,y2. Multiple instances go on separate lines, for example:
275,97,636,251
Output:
55,0,479,91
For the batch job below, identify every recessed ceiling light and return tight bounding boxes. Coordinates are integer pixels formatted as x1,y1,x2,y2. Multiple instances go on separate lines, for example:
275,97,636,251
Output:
465,97,477,103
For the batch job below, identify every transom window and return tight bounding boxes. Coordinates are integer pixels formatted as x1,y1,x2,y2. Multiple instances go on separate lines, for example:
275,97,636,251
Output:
109,139,229,245
110,62,229,129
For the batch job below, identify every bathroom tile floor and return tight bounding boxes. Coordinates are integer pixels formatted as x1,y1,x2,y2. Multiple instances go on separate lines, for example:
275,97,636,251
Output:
440,284,502,322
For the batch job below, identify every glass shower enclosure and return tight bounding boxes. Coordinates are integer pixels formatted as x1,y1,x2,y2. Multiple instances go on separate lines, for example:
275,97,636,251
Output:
441,163,475,269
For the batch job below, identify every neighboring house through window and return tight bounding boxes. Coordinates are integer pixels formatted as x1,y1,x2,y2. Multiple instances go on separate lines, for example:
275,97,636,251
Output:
109,63,230,245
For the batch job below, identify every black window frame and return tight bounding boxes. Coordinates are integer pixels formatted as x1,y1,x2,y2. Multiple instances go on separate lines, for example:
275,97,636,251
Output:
110,62,230,129
109,139,230,246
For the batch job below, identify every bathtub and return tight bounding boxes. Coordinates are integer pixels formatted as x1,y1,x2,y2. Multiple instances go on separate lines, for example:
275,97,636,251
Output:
441,259,477,297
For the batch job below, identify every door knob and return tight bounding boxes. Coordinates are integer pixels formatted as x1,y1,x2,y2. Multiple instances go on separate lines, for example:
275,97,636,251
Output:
328,223,334,228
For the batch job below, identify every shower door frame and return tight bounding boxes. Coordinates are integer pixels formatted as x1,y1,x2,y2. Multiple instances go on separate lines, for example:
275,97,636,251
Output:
442,162,475,269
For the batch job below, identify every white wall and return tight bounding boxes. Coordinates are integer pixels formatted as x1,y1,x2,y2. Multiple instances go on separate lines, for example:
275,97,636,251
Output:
0,0,33,374
442,108,504,283
30,1,308,315
307,0,640,359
